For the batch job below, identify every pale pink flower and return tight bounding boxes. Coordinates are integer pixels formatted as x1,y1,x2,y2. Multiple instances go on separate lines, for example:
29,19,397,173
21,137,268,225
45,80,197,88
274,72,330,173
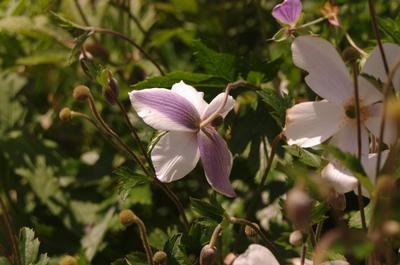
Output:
129,81,236,197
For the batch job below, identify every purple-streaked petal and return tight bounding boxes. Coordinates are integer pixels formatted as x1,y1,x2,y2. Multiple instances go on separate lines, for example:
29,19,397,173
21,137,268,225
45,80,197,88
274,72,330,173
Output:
201,93,235,120
151,131,200,182
362,43,400,91
171,81,208,115
292,36,353,106
272,0,302,26
129,88,200,132
197,126,235,197
233,244,280,265
284,100,344,148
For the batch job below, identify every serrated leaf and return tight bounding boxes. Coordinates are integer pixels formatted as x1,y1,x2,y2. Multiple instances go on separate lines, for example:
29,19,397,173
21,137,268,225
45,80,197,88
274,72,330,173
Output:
132,71,226,90
192,40,237,81
360,73,384,92
284,145,322,168
258,88,291,127
377,17,400,43
310,202,329,224
115,167,151,201
163,234,190,265
50,12,87,36
18,227,49,265
190,197,225,222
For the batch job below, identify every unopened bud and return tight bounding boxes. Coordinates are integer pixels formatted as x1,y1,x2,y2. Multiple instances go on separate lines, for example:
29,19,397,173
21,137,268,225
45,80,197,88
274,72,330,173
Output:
59,255,77,265
285,187,312,231
200,244,217,265
289,230,303,246
342,47,360,64
59,107,72,122
383,220,400,236
79,51,94,78
119,209,138,227
85,43,109,61
103,73,119,105
244,223,259,239
153,251,167,265
73,85,91,101
326,188,346,211
223,253,237,265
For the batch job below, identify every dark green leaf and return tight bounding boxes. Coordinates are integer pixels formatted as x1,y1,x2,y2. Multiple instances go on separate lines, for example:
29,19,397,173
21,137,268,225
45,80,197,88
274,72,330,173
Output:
377,17,400,43
258,88,291,127
310,202,329,224
284,145,322,168
190,197,225,222
163,234,191,265
115,167,151,201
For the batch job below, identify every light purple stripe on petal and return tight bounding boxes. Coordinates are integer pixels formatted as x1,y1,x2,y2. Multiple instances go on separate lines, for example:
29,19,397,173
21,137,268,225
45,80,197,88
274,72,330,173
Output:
272,0,302,26
131,89,201,131
198,126,236,197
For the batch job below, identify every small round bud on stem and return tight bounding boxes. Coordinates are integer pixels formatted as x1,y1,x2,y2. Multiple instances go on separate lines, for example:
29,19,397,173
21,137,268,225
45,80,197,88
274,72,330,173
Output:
59,255,77,265
285,187,312,231
73,85,91,101
200,244,217,265
103,72,119,105
289,230,303,246
79,51,94,79
59,108,72,122
383,220,400,236
342,47,360,64
119,209,138,227
153,251,167,265
244,223,259,239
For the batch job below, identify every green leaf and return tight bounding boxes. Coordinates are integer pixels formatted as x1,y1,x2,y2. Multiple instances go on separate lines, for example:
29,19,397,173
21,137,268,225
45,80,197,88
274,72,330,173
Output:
325,146,373,193
81,207,115,261
284,145,322,168
163,234,191,265
190,197,225,222
0,257,10,265
258,88,291,127
50,12,87,36
360,73,384,92
16,51,70,66
148,228,169,250
18,227,49,265
115,167,151,201
125,252,148,265
377,17,400,43
348,203,373,229
310,202,329,224
132,71,226,89
192,40,237,81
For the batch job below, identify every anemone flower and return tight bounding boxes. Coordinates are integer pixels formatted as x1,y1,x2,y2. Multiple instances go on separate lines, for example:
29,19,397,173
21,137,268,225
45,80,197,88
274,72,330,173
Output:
129,81,236,197
272,0,302,27
285,36,397,155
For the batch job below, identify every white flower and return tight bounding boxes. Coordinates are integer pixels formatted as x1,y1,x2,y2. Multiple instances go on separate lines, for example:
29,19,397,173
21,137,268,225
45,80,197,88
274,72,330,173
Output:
129,81,236,197
233,244,279,265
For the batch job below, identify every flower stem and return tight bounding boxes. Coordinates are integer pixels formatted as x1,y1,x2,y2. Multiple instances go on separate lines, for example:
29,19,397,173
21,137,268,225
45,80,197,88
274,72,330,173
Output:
352,61,367,232
0,196,20,265
294,17,326,30
89,27,165,75
300,242,307,265
131,212,154,265
259,132,284,187
342,30,368,57
209,223,222,248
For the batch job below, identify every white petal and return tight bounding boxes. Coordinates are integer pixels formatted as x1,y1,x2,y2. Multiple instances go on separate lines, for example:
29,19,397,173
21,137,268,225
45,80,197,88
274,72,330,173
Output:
291,258,313,265
233,244,280,265
365,103,397,145
357,76,383,105
357,150,390,197
362,43,400,91
330,122,369,155
201,92,235,120
151,131,200,182
171,81,208,115
321,161,358,194
292,36,353,106
285,100,344,148
129,88,200,132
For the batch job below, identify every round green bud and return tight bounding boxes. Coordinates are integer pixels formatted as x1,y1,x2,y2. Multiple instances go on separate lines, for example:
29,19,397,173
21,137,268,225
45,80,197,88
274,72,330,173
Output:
59,255,77,265
153,251,167,265
59,107,72,122
73,85,91,101
342,47,360,64
119,209,138,227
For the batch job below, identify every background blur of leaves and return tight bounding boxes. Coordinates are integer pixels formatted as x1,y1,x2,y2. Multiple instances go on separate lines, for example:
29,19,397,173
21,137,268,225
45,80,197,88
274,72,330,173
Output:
0,0,399,264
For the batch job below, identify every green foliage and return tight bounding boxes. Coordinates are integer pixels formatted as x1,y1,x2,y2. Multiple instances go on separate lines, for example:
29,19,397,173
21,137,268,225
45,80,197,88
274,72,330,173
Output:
258,87,291,127
378,16,400,43
284,145,322,168
190,197,226,223
18,227,50,265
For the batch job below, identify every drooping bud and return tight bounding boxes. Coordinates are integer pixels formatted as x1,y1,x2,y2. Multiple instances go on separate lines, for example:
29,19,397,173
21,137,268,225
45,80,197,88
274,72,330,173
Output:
59,108,72,122
244,223,259,239
289,230,303,246
200,244,217,265
320,2,340,27
342,47,360,64
85,43,109,61
73,85,91,101
153,251,167,265
79,51,94,78
103,73,119,105
59,255,77,265
119,209,138,227
223,253,237,265
285,187,312,231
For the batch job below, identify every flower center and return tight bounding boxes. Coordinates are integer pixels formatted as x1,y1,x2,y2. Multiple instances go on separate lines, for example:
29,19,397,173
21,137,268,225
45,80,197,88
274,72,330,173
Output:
343,98,369,122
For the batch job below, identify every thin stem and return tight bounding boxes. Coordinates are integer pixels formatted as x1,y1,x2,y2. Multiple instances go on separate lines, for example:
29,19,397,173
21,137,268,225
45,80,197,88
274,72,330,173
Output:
0,196,20,265
294,17,327,30
72,0,99,43
200,80,246,128
259,132,284,187
352,61,367,232
209,223,222,248
229,217,284,265
89,27,165,75
300,243,307,265
111,1,147,36
309,228,316,248
343,30,368,57
132,213,154,265
315,221,324,242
